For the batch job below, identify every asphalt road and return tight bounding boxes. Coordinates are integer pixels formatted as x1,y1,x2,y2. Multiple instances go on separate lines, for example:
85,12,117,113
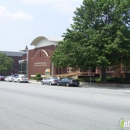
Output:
0,81,130,130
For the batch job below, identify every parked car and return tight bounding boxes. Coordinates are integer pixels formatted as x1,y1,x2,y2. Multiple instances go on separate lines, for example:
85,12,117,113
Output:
5,76,14,82
57,78,79,87
0,76,5,81
41,77,59,85
13,75,28,83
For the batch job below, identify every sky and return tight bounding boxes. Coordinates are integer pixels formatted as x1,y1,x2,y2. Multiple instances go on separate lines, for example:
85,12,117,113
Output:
0,0,83,52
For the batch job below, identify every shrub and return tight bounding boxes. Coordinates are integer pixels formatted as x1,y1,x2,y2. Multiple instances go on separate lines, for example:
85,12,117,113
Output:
106,77,130,84
77,78,83,82
30,77,36,80
95,77,101,82
36,73,41,78
36,77,42,80
35,73,42,81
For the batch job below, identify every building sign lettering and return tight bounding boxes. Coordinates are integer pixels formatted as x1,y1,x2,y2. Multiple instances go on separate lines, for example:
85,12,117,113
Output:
34,62,46,66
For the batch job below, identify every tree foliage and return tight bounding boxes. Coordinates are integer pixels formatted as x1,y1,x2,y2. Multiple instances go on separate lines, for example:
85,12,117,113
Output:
0,52,13,74
52,0,130,82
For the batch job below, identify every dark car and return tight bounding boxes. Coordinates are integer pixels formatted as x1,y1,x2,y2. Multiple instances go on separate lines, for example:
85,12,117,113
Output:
41,77,59,85
0,76,5,81
57,78,79,87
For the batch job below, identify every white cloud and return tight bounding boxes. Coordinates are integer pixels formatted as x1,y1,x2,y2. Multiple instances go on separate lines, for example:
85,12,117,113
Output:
21,0,82,14
0,6,33,21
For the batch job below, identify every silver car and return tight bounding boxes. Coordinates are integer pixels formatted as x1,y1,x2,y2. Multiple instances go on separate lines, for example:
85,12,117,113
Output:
13,75,28,83
41,77,59,85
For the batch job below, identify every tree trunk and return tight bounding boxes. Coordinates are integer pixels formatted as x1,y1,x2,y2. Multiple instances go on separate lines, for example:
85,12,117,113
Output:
100,66,107,82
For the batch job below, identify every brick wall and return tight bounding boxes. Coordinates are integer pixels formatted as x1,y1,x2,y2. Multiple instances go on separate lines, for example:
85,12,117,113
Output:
7,56,22,75
28,45,56,79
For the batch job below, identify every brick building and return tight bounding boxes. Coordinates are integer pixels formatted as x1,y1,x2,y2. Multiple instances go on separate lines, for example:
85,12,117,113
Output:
28,36,63,79
0,51,23,75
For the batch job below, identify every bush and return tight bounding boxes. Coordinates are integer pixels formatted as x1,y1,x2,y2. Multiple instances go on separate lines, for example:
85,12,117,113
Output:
77,78,86,82
35,73,42,81
30,77,36,80
36,77,42,80
107,77,130,84
36,73,41,78
95,77,101,82
78,77,97,82
78,76,130,84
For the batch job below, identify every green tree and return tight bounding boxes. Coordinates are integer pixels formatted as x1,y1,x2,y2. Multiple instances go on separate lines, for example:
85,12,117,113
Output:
0,52,13,74
52,0,130,82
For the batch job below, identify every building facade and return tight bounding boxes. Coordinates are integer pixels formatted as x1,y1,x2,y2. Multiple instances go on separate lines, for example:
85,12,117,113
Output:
0,51,23,75
28,36,59,78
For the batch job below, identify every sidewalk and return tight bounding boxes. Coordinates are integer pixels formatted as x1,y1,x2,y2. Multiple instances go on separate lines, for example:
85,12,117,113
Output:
29,80,41,84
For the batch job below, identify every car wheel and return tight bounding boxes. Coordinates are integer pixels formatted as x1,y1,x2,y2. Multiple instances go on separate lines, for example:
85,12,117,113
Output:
66,83,69,87
49,82,52,85
57,83,59,86
41,81,44,85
